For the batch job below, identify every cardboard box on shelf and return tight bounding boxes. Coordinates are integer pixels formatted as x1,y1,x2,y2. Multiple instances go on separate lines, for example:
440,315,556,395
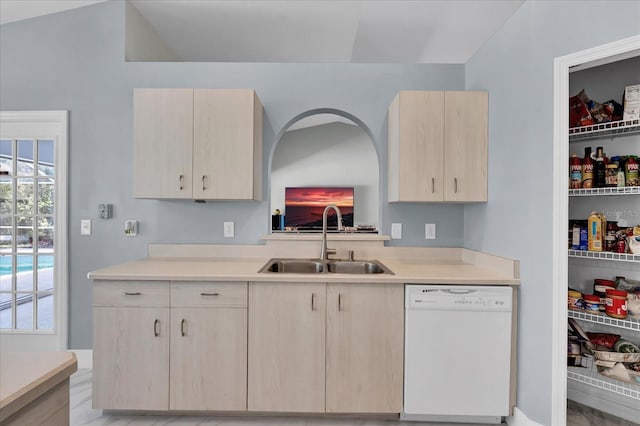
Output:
623,84,639,121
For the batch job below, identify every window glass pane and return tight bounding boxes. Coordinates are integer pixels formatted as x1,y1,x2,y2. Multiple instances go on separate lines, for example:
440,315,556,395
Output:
0,140,11,175
16,140,34,176
0,176,12,217
0,225,11,253
37,293,53,330
16,255,34,291
37,255,54,292
16,292,33,329
0,256,11,289
16,226,34,250
37,180,54,215
16,178,34,216
38,217,54,250
0,295,12,329
37,140,54,176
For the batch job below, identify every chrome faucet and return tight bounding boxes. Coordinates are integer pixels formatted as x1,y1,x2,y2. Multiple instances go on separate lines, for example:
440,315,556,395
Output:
320,205,343,260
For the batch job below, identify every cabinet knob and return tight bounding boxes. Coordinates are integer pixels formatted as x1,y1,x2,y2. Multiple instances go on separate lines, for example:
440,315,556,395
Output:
454,178,458,194
122,292,141,296
153,319,159,337
311,293,316,311
338,293,342,311
180,318,186,337
200,292,220,296
432,177,435,194
202,175,206,191
179,174,184,190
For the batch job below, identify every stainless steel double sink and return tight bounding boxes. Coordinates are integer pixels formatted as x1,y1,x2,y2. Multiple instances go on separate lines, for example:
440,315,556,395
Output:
258,258,394,275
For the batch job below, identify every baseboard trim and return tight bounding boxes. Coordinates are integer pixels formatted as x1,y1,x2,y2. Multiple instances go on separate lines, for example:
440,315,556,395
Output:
71,349,92,369
506,407,543,426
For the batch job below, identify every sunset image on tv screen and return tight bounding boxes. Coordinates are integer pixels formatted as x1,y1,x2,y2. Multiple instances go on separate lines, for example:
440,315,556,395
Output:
284,187,354,228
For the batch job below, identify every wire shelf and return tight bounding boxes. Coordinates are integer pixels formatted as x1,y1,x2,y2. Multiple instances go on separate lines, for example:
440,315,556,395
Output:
569,186,640,196
568,310,640,332
569,119,640,142
568,250,640,263
568,357,640,401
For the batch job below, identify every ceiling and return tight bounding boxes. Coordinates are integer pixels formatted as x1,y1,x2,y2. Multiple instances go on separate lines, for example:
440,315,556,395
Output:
0,0,525,63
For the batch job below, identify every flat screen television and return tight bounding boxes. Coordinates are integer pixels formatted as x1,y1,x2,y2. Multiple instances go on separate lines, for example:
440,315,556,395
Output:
284,187,354,230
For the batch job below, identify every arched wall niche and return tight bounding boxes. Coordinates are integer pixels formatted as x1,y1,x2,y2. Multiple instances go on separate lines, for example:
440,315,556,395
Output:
269,108,380,232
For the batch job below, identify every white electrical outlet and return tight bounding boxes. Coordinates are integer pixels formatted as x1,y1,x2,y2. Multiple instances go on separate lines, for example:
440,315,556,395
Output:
80,219,91,236
124,220,137,236
425,223,436,240
224,222,234,238
391,223,402,239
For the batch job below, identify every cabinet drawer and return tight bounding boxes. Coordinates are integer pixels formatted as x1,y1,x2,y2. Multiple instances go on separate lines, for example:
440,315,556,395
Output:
93,280,169,307
171,282,247,308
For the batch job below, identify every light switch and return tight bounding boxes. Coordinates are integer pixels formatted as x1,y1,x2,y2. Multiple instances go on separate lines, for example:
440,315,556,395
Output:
391,223,402,239
98,203,113,219
124,220,137,236
425,223,436,240
224,222,234,238
80,219,91,236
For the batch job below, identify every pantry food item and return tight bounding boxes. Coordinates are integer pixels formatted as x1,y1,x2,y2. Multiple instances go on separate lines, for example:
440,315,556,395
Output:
570,90,594,127
587,211,604,251
568,289,583,310
605,164,618,187
625,156,639,186
583,294,601,313
613,339,640,354
582,147,594,188
623,84,640,121
615,276,640,292
605,288,628,319
586,332,620,349
594,279,616,311
570,155,582,188
627,292,640,320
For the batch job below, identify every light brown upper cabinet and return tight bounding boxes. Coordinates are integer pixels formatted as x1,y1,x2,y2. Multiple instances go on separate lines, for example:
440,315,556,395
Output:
133,88,263,200
388,90,488,202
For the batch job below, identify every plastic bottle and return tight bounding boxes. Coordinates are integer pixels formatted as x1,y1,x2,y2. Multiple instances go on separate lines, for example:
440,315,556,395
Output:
625,155,638,186
587,211,603,252
593,147,606,188
569,154,582,189
581,147,594,188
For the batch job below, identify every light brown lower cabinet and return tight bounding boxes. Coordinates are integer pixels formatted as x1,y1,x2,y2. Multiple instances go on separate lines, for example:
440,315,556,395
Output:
326,283,404,413
248,282,326,412
248,281,403,414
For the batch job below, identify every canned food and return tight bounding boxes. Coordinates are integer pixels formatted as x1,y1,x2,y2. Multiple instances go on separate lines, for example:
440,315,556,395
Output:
605,288,628,319
568,290,583,311
583,294,601,314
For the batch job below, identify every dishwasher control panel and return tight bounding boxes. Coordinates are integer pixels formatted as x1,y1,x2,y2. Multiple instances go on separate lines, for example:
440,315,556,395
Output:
407,285,512,311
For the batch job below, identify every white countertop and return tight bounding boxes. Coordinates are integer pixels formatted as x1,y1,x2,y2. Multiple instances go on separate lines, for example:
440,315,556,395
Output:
88,254,520,285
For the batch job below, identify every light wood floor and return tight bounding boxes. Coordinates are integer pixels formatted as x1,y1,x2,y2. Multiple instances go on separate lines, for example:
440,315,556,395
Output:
70,369,633,425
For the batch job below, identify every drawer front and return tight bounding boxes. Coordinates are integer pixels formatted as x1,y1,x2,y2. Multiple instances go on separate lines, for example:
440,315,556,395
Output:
93,280,169,307
171,282,248,308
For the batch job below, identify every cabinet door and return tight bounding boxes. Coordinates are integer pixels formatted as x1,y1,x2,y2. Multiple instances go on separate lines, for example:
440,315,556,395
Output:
388,91,445,202
133,88,194,199
444,91,488,202
92,307,169,410
248,282,325,412
170,307,247,411
326,283,404,413
193,89,262,200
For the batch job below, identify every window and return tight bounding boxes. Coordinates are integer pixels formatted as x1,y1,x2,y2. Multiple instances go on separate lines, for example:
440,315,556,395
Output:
0,111,67,350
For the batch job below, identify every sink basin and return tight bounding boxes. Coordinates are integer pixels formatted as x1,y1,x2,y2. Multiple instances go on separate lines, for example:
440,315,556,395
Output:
261,259,325,273
258,258,393,275
326,260,392,274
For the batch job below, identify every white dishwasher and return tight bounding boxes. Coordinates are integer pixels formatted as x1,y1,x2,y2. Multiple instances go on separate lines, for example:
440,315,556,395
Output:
403,285,513,424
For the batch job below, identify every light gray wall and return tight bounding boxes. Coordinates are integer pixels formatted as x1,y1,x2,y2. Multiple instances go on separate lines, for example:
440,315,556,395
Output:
0,1,465,349
464,1,640,424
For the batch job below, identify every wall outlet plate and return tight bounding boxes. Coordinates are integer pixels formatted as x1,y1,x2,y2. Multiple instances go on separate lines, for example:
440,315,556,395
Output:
224,222,234,238
425,223,436,240
124,220,137,236
80,219,91,236
391,223,402,239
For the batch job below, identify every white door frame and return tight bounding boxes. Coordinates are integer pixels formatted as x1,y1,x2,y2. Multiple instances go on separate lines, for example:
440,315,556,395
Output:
0,110,69,351
551,36,640,425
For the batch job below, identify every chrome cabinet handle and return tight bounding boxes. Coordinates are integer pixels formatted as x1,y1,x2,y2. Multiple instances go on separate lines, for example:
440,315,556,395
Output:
181,319,186,337
200,292,220,296
431,177,435,194
179,174,184,190
202,175,206,191
338,294,342,311
311,293,315,311
123,292,141,296
454,178,458,193
154,319,159,337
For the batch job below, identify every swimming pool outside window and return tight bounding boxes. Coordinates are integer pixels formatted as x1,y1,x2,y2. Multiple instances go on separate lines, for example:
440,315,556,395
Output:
0,138,55,331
